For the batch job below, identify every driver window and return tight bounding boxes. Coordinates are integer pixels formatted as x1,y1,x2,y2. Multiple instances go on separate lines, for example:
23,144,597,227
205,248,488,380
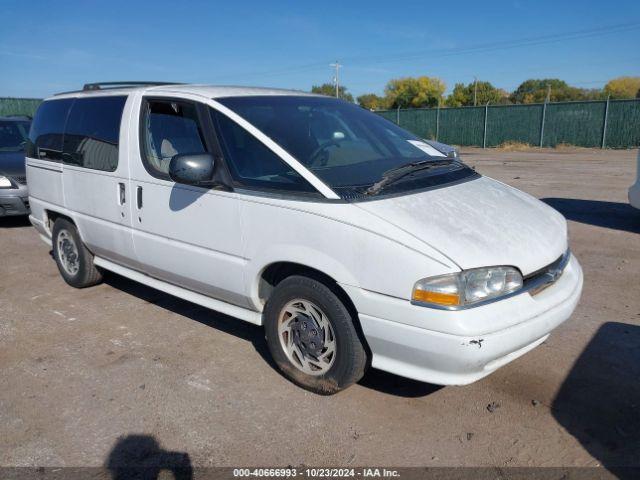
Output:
211,109,317,195
141,99,206,177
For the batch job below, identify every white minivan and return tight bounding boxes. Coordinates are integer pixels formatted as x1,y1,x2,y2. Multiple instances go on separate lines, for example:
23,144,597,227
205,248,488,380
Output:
27,82,583,394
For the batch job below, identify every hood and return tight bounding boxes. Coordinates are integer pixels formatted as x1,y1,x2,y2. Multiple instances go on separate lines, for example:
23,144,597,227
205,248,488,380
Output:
356,176,567,276
0,151,26,177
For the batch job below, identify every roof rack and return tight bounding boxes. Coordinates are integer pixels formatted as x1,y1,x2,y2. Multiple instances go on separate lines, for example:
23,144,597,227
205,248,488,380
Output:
54,81,183,96
82,81,182,91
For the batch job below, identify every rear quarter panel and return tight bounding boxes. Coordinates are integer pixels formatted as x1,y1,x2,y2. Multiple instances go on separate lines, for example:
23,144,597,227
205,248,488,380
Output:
26,158,65,233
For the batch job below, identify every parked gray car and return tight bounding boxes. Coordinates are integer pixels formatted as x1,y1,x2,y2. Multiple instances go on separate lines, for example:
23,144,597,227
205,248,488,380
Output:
0,116,30,216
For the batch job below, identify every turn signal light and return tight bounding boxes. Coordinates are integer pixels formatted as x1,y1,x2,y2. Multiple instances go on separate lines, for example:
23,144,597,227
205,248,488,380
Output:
412,289,460,306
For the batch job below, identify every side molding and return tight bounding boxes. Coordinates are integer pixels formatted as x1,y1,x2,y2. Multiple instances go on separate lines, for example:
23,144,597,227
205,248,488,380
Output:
93,256,263,325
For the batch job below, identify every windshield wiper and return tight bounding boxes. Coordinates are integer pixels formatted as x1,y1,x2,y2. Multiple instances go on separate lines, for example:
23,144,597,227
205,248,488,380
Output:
365,159,453,195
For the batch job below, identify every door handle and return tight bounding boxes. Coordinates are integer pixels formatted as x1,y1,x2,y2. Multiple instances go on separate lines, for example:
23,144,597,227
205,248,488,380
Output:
118,182,126,205
136,186,143,209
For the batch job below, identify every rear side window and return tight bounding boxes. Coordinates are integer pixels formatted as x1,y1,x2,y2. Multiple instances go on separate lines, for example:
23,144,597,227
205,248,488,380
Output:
140,99,207,178
27,99,74,161
63,96,127,172
211,110,316,194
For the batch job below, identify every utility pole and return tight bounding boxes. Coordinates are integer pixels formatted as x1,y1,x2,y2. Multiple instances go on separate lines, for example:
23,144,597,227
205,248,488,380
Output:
330,61,342,98
601,94,610,149
545,83,551,103
473,76,478,106
483,101,489,148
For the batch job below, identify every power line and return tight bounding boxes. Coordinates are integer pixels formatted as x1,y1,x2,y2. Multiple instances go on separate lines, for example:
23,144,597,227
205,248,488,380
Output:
341,21,640,66
204,20,640,85
207,61,328,82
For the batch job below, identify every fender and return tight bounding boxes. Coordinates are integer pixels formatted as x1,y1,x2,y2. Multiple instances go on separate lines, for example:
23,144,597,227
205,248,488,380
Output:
246,244,360,311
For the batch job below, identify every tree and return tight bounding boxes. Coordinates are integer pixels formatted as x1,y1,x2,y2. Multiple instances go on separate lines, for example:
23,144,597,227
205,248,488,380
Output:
604,77,640,99
384,76,446,109
509,79,597,104
637,88,640,99
446,81,508,107
311,83,354,102
356,93,389,110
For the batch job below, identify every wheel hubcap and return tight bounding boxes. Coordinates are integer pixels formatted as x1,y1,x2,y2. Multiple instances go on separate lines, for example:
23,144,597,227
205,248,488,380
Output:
57,230,79,276
278,299,336,376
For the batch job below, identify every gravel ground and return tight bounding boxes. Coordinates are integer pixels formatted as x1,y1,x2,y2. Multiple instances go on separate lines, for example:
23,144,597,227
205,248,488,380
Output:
0,147,639,472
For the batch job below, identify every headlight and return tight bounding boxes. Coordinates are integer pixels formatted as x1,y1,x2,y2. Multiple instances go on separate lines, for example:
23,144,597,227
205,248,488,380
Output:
0,176,14,188
412,266,523,308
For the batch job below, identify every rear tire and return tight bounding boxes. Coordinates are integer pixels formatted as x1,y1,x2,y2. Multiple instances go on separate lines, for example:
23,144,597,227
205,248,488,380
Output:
52,218,103,288
264,275,367,394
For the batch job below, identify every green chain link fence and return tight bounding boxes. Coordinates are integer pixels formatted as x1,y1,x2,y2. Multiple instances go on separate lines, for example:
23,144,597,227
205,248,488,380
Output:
377,98,640,149
0,97,42,117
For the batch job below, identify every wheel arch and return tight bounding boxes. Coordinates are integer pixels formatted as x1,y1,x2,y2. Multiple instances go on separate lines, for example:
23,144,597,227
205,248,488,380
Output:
45,209,74,232
257,261,372,361
258,261,349,305
44,209,93,252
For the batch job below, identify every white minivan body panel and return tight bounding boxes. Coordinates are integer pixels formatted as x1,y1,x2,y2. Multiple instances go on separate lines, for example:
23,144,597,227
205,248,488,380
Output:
63,164,137,267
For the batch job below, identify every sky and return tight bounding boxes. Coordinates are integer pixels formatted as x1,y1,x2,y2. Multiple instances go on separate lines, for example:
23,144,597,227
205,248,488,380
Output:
1,0,639,99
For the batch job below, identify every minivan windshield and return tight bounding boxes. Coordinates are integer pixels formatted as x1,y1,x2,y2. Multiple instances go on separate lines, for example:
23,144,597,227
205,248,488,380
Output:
216,96,476,198
0,120,30,151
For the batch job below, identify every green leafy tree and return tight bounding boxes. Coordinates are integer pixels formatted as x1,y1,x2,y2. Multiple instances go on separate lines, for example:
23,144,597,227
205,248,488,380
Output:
604,77,640,99
356,93,389,110
446,83,467,107
446,81,509,107
510,79,596,104
311,83,354,102
384,76,446,108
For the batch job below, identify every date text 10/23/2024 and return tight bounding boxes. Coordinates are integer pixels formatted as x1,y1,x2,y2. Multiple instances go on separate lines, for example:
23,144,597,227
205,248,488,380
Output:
233,468,400,478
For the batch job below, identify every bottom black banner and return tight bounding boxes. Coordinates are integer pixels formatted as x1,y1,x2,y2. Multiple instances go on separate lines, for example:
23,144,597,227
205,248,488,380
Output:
0,467,637,480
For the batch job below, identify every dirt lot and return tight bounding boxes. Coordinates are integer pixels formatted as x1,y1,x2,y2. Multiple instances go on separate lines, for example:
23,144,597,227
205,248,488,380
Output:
1,148,639,471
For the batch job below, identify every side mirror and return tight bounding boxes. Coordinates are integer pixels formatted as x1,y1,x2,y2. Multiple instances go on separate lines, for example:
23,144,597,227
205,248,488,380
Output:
169,153,215,186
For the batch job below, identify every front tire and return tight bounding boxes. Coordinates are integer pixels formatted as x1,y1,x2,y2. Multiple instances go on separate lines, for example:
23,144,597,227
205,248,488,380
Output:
264,275,367,394
52,218,103,288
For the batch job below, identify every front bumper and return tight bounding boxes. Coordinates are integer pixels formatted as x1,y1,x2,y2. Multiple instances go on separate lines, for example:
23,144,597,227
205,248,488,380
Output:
343,254,583,385
0,185,30,216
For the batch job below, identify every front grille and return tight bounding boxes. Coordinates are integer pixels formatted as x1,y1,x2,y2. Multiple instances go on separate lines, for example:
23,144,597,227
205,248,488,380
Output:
13,176,27,185
524,249,571,296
